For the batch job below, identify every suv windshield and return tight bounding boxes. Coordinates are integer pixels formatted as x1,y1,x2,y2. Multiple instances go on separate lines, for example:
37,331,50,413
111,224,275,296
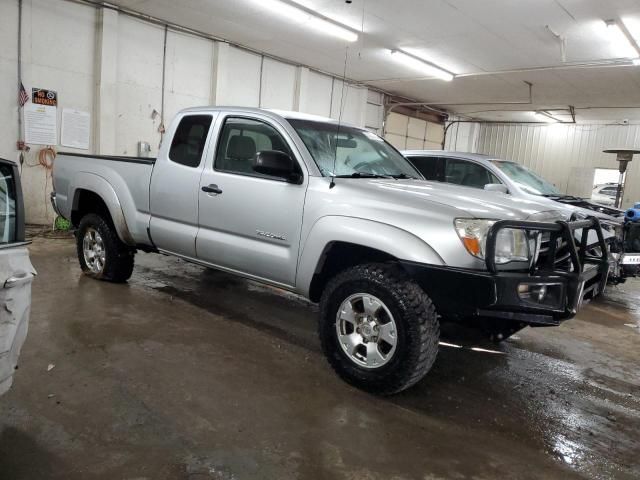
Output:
288,119,420,178
490,160,560,196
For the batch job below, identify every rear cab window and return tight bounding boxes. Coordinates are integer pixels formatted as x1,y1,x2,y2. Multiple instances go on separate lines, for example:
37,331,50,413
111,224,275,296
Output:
169,115,213,168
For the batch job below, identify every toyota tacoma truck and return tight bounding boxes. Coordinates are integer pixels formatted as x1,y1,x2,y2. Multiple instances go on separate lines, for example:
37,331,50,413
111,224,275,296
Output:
51,107,610,395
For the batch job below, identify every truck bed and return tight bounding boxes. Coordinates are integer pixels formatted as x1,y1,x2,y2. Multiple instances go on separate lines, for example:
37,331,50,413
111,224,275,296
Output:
53,152,156,245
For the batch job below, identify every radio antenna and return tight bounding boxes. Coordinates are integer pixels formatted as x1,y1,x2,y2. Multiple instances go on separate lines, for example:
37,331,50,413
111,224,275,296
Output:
330,47,349,189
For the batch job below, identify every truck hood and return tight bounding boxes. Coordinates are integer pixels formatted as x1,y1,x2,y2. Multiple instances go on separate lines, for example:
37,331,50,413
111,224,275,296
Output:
346,178,561,221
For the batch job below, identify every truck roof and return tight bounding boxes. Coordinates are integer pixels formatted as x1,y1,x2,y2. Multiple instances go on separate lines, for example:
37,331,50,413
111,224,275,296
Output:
402,150,502,163
177,106,357,128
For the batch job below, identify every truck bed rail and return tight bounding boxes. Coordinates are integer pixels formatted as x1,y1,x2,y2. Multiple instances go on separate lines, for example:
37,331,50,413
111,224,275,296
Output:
59,152,156,165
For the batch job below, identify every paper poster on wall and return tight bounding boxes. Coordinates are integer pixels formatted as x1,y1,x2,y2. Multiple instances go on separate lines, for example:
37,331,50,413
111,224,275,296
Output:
24,103,58,146
61,109,91,150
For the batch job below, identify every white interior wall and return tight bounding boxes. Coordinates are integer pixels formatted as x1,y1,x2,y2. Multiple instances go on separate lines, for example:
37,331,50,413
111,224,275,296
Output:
330,80,367,127
0,0,96,224
163,31,214,134
115,16,164,156
0,0,375,225
476,123,640,209
297,69,333,117
365,90,384,134
214,44,261,108
260,58,296,110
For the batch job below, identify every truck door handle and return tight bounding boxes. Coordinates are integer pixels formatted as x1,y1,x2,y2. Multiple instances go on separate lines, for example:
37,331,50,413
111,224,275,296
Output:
202,184,223,195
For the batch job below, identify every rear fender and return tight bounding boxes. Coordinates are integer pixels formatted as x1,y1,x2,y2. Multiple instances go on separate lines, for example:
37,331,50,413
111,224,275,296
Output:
71,172,135,245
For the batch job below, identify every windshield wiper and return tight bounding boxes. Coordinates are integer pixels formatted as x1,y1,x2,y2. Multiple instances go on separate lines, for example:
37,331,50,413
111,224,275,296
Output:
542,193,583,201
390,173,418,180
334,172,394,179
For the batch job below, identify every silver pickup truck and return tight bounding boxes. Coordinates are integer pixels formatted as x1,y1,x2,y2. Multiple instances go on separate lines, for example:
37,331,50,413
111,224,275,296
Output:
52,107,610,395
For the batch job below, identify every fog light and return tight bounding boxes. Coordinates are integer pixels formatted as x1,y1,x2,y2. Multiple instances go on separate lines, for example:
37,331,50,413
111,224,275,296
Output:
517,283,563,308
518,284,547,302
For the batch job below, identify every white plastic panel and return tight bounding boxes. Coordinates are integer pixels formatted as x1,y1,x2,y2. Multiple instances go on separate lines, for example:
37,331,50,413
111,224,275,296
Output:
116,16,164,156
365,102,383,133
260,58,296,110
163,31,213,122
331,81,367,127
301,70,333,117
217,46,261,107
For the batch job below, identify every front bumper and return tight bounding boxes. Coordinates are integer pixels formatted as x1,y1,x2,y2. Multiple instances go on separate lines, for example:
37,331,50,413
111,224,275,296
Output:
402,217,611,327
402,262,605,326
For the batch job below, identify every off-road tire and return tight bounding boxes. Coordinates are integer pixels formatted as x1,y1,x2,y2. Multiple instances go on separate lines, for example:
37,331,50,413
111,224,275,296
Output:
76,213,134,283
319,263,439,395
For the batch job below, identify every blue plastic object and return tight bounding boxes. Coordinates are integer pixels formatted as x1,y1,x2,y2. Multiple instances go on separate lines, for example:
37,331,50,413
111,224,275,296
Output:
626,207,640,222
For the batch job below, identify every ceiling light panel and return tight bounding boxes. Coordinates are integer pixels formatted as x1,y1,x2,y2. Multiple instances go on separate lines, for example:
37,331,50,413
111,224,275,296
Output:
256,0,358,42
604,20,638,58
389,50,454,81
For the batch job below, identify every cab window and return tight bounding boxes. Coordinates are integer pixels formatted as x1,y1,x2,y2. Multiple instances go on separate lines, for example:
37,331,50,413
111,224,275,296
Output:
215,117,299,179
406,156,443,181
169,115,213,168
444,158,500,189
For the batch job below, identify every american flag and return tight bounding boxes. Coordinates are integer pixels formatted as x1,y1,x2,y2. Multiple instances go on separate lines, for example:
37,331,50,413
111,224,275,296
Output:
18,82,29,107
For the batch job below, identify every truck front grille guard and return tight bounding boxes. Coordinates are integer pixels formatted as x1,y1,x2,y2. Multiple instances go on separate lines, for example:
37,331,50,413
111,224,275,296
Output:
485,217,610,277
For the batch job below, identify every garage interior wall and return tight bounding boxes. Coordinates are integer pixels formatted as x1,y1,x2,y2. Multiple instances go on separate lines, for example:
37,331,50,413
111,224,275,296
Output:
384,112,445,151
475,123,640,209
0,0,380,225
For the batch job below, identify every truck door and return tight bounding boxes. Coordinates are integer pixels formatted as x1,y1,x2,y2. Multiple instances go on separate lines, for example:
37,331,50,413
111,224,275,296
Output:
149,113,217,257
196,115,307,287
0,159,36,395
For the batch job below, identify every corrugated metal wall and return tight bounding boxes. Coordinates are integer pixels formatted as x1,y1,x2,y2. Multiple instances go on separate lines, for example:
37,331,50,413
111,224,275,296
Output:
477,123,640,209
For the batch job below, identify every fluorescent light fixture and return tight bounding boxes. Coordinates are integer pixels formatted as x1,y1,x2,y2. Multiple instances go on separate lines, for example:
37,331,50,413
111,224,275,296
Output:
257,0,358,42
534,111,561,123
604,19,640,58
389,49,454,81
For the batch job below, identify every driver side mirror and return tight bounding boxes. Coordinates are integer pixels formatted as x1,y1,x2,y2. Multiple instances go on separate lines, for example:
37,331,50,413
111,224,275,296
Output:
253,150,302,184
484,183,509,194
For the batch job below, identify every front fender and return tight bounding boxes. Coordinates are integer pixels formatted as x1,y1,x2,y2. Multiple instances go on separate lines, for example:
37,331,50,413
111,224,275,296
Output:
71,172,135,245
296,216,444,297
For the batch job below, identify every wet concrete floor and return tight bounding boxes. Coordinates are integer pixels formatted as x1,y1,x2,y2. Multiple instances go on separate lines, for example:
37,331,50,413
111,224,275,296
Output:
0,237,639,479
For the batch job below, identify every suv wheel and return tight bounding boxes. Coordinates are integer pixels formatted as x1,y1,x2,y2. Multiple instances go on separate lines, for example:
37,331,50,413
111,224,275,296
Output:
76,213,135,283
319,263,439,395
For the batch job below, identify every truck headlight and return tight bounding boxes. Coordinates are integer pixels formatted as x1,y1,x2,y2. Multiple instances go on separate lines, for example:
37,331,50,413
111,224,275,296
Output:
454,219,537,264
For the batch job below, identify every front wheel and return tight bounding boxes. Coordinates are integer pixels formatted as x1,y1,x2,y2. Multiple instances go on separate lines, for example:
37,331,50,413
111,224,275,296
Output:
319,263,439,395
76,213,135,283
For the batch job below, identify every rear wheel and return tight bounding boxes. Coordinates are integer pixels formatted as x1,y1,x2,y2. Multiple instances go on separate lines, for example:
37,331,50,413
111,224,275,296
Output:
319,263,439,395
76,213,134,282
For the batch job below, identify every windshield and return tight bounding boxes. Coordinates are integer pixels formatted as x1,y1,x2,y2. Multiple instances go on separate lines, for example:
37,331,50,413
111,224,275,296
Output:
490,160,561,196
288,119,420,178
